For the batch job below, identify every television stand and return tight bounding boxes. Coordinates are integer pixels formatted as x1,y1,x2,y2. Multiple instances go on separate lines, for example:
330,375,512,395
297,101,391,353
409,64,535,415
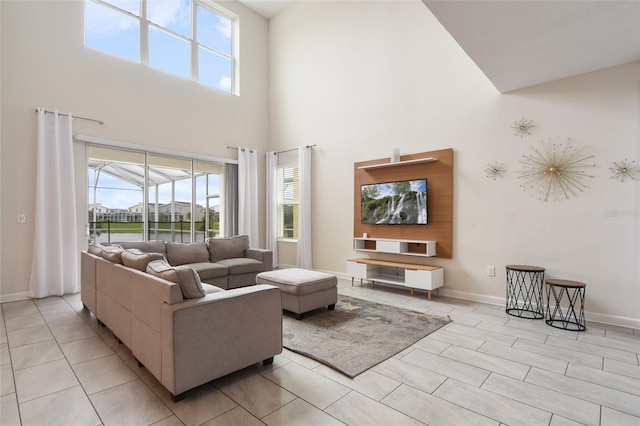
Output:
347,258,444,300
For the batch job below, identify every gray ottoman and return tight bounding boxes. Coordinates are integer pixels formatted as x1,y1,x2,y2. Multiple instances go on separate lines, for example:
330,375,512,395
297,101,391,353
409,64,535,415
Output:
256,268,337,319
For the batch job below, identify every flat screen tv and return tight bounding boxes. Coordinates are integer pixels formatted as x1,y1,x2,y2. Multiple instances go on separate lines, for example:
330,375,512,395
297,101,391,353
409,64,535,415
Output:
361,178,427,225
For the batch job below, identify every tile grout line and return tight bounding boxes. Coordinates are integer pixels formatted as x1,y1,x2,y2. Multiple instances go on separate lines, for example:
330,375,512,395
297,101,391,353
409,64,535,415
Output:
37,297,106,426
1,305,24,426
71,299,180,426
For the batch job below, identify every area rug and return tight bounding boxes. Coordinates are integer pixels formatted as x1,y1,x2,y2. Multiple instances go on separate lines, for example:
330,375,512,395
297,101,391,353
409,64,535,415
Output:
282,295,451,377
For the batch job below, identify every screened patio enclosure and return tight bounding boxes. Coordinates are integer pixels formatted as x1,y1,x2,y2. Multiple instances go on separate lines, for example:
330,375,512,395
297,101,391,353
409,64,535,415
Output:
87,145,224,244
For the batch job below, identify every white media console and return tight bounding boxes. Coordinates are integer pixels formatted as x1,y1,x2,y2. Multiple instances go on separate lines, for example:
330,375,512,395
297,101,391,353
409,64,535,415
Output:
347,257,444,300
353,237,437,257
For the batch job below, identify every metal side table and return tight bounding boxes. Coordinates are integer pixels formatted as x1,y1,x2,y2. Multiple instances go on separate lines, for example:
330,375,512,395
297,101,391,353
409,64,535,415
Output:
505,265,545,319
545,279,586,331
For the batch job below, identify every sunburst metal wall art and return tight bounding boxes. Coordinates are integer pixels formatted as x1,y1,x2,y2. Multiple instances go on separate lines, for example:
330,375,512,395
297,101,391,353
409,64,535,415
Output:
518,138,596,201
511,117,535,138
609,159,638,182
485,161,506,180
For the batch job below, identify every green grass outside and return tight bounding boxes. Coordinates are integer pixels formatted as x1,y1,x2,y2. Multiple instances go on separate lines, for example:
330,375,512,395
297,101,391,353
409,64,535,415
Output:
91,221,205,234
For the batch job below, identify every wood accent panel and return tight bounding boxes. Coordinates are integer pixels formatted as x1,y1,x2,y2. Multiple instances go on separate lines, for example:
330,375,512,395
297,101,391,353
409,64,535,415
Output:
354,148,453,258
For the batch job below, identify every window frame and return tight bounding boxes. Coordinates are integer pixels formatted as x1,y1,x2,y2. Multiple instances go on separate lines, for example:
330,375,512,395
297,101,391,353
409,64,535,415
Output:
277,163,299,241
86,144,226,244
85,0,238,94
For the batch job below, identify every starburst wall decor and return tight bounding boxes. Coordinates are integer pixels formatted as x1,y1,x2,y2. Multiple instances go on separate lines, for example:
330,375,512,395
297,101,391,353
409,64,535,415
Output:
485,161,505,180
511,117,535,138
518,138,595,201
609,159,638,182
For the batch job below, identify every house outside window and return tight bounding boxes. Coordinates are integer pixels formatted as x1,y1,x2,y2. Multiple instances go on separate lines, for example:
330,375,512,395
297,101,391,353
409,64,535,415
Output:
278,165,298,239
85,0,237,94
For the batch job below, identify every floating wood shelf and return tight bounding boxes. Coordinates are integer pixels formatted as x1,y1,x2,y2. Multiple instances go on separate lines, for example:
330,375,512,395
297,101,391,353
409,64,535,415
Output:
357,157,438,170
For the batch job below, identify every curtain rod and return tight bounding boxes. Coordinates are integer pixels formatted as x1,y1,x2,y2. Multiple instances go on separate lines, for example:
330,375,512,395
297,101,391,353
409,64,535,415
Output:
226,145,256,153
36,108,104,125
273,144,316,155
228,144,317,154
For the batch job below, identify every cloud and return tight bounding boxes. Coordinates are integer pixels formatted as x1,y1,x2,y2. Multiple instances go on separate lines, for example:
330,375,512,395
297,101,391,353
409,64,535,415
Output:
219,76,232,91
87,0,191,39
86,1,138,38
216,17,232,39
147,0,190,30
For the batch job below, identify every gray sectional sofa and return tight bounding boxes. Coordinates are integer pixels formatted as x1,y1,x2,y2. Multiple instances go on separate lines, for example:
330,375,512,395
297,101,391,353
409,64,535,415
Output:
80,235,281,401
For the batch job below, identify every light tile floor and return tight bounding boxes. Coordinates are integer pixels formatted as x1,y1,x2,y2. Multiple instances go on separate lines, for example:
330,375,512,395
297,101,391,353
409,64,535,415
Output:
1,279,639,426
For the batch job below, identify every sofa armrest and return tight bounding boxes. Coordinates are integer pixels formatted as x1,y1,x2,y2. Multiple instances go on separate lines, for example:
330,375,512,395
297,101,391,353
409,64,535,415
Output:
245,248,273,271
160,284,282,396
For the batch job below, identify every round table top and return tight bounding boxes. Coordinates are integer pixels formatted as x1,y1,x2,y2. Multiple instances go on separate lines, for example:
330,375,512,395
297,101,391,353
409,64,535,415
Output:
546,279,586,288
506,265,545,272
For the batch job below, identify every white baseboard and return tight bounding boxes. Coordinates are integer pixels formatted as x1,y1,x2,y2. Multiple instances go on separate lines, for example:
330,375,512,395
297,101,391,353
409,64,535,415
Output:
4,269,637,330
330,270,640,330
0,292,31,304
439,288,640,329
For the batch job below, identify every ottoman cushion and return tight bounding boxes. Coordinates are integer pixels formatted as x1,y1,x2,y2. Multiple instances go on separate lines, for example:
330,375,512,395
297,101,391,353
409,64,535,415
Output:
256,269,336,295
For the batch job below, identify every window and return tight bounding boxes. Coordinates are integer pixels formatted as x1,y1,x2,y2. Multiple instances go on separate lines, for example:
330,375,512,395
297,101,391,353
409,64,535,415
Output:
85,0,236,94
87,145,225,244
277,165,298,239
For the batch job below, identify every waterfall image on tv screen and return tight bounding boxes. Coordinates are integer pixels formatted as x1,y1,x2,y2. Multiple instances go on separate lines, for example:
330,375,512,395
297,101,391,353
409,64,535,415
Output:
361,179,427,225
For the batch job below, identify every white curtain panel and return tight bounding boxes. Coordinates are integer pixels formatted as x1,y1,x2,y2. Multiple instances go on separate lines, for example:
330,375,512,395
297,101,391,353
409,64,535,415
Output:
29,109,79,297
297,145,313,269
265,152,278,268
237,147,259,246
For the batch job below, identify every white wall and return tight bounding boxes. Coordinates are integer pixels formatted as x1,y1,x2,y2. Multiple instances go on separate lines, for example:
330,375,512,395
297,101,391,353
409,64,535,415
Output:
0,0,269,300
269,1,640,326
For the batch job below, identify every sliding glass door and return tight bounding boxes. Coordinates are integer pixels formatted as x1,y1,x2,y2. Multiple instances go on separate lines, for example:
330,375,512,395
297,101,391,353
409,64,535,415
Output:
87,145,226,244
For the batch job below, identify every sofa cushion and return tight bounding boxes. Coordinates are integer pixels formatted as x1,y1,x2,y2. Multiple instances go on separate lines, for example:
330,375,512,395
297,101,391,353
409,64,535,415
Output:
207,235,249,262
188,262,228,280
146,260,205,299
101,245,124,263
215,258,263,275
116,240,167,258
166,242,209,266
121,249,164,272
87,245,104,256
201,283,225,294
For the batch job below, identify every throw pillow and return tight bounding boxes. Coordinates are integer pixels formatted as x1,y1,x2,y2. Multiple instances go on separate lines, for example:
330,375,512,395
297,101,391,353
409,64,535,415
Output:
101,244,124,264
146,259,205,299
166,242,209,266
207,235,250,262
121,248,164,272
115,240,167,258
87,245,104,256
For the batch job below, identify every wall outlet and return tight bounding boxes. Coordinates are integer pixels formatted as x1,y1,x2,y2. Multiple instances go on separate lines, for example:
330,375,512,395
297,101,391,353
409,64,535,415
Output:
18,213,26,224
486,265,496,277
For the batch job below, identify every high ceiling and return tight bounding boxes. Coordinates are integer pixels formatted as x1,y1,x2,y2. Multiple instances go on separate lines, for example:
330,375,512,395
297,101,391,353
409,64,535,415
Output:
239,0,640,93
422,0,640,92
238,0,290,18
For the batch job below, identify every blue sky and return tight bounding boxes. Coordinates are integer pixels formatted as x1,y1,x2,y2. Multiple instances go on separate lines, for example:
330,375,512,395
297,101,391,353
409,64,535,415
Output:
85,0,233,92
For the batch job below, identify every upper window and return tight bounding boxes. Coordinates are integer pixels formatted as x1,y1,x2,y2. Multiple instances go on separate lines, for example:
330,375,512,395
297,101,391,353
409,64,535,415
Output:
85,0,236,94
